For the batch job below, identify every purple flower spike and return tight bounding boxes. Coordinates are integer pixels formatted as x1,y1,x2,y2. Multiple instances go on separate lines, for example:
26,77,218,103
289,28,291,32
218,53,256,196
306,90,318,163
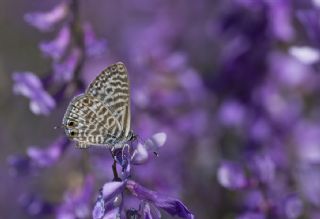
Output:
26,137,69,168
126,180,194,219
39,26,70,61
24,2,68,32
12,72,56,115
53,49,80,82
83,22,107,56
217,161,247,190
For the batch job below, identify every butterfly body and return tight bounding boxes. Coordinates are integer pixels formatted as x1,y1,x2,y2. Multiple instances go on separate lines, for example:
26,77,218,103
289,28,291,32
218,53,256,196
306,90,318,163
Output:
62,62,133,149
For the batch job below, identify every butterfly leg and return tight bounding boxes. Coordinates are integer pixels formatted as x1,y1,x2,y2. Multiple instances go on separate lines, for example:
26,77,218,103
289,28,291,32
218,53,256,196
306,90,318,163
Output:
112,160,121,182
76,141,88,149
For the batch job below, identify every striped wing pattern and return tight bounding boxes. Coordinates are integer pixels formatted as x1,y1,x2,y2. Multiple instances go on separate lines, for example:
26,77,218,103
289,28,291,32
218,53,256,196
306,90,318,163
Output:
86,62,131,137
62,62,131,148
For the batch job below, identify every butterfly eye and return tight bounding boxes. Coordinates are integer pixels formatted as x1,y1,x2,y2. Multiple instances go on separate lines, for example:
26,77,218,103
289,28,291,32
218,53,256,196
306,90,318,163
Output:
67,121,76,128
69,130,77,137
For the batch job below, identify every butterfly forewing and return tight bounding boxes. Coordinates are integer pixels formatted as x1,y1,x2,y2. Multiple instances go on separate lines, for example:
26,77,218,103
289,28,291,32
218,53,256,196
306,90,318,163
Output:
63,94,123,147
86,62,131,137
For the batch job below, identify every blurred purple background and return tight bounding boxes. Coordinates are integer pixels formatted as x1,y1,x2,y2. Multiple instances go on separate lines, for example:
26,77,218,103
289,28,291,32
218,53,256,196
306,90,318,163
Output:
1,0,320,218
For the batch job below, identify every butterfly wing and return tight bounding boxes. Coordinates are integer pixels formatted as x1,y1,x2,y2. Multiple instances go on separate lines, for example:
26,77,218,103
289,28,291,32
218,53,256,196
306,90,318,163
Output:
63,94,123,148
86,62,131,138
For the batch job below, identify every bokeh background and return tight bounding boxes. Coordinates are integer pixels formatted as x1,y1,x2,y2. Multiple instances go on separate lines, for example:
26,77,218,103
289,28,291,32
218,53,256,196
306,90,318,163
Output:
1,0,320,218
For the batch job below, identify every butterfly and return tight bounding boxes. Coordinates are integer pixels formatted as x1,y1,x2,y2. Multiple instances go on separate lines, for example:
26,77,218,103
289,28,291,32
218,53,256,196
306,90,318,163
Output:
62,62,135,149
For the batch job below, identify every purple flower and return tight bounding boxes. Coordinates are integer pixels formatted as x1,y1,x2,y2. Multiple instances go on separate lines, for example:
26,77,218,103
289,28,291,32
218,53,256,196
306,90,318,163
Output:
294,121,320,163
126,180,194,219
26,137,70,168
53,48,81,83
243,190,266,210
217,161,247,190
94,180,194,219
284,194,303,219
24,2,68,32
269,52,315,88
12,72,56,115
83,23,107,56
8,137,70,176
39,26,70,61
248,154,275,184
297,10,320,48
7,154,34,176
57,175,94,219
92,181,125,219
267,0,294,41
218,100,246,127
298,164,320,206
19,194,54,216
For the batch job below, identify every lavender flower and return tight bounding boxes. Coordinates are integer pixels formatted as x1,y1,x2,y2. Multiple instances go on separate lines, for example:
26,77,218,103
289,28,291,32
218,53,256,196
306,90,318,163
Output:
24,2,68,32
53,48,81,83
12,72,56,115
217,161,247,190
39,26,71,61
83,23,107,57
94,179,194,219
8,137,69,175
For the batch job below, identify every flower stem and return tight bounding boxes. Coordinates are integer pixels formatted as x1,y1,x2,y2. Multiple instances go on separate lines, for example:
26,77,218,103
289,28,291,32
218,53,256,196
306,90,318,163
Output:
112,160,122,182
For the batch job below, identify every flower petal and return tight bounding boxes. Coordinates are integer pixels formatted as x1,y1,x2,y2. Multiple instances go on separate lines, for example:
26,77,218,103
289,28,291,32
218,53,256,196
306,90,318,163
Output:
24,2,68,32
131,132,167,164
7,155,34,176
83,22,107,56
102,208,120,219
217,161,247,190
93,197,105,219
39,26,70,60
289,46,320,65
102,181,126,203
53,48,80,82
126,180,194,219
26,137,69,167
12,72,56,115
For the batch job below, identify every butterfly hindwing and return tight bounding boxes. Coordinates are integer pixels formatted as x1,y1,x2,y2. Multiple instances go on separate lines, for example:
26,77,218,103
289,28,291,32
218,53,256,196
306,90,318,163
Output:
63,94,123,147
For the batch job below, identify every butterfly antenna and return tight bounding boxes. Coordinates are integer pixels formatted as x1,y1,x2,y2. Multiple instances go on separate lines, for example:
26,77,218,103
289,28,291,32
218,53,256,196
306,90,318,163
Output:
53,124,64,130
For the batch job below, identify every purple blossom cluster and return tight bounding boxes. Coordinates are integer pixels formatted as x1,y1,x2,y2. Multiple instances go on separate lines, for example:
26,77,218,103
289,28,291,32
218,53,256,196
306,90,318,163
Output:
7,0,320,218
